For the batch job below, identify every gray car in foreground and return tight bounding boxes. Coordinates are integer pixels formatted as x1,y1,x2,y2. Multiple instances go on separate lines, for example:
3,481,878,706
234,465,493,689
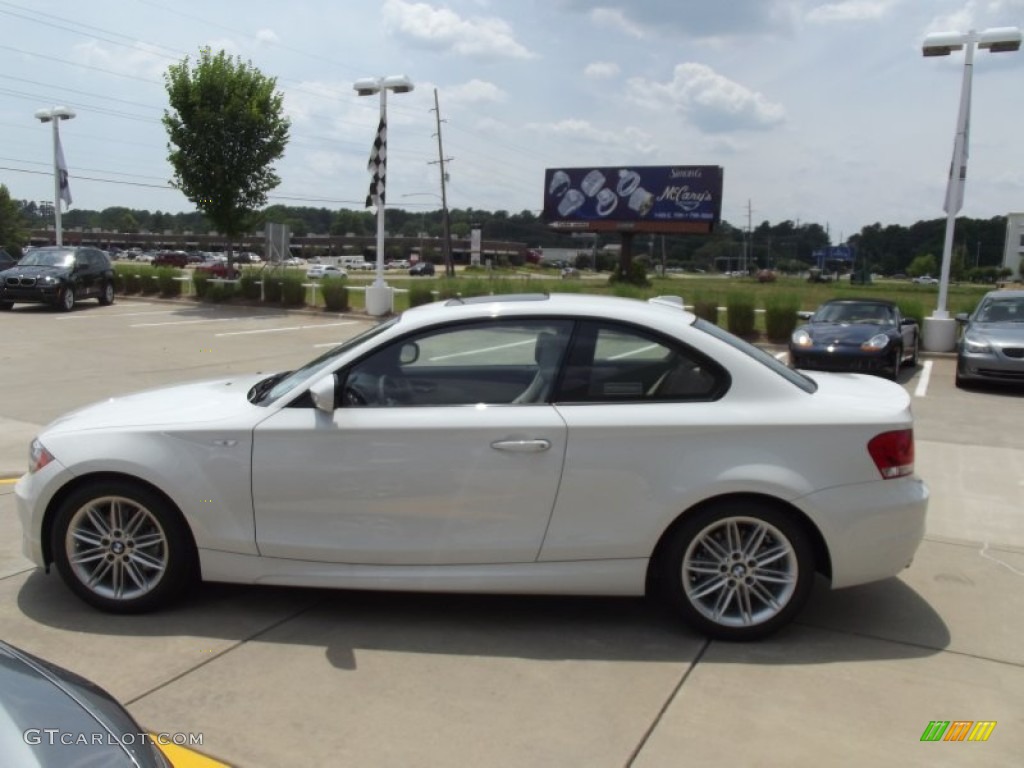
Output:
956,289,1024,387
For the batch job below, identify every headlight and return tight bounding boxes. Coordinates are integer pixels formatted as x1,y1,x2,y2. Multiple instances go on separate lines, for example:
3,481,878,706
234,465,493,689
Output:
40,275,57,284
963,335,990,354
861,333,890,351
28,439,55,474
791,329,812,347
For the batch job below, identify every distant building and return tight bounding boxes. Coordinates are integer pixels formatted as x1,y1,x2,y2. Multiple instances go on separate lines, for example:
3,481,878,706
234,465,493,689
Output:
1003,212,1024,276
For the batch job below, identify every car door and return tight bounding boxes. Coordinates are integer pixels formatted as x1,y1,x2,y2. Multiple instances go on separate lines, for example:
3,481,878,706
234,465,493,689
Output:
251,318,573,565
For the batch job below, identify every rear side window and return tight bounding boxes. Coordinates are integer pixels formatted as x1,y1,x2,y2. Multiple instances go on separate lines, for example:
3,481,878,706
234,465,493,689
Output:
556,320,727,403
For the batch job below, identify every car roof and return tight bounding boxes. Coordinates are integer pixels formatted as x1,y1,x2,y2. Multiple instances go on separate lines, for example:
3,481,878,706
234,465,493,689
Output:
394,292,697,330
819,298,897,307
981,289,1024,300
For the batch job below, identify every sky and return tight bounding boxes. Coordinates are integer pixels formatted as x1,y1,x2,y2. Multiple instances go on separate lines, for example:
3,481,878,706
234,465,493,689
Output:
1,0,1023,242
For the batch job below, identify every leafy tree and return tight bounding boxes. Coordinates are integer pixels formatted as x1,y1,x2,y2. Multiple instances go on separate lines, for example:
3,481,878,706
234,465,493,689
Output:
907,253,938,277
0,184,27,254
163,48,289,259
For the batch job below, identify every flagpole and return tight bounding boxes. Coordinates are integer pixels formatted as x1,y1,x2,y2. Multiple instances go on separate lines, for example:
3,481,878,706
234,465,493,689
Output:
35,106,76,246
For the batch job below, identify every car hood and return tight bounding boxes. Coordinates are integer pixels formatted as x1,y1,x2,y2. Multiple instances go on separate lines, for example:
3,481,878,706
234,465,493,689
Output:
802,322,890,345
43,374,267,435
1,265,71,279
964,321,1024,344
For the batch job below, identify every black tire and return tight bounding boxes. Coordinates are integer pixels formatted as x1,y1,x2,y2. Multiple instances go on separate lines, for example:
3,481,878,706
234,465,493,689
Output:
98,281,115,306
51,480,197,613
59,285,75,312
888,346,902,381
655,500,815,641
0,301,12,311
909,333,920,367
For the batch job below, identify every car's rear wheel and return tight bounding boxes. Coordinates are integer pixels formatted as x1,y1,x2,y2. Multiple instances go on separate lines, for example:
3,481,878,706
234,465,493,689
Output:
0,301,12,311
59,286,75,312
51,481,196,613
657,501,815,641
98,281,115,306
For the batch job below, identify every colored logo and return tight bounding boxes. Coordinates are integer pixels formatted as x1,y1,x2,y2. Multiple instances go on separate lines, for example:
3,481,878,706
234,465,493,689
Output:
920,721,996,742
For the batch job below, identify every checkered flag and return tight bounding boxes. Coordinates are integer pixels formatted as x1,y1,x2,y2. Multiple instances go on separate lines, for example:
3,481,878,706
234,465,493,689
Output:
365,117,386,208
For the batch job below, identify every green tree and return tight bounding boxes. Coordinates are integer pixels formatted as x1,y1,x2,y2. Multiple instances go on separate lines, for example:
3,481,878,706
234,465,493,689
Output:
907,253,938,277
163,48,289,259
0,184,27,254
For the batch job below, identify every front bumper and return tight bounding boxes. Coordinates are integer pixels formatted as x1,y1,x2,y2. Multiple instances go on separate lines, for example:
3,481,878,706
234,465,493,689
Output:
790,346,893,374
957,349,1024,383
15,460,74,569
0,284,62,304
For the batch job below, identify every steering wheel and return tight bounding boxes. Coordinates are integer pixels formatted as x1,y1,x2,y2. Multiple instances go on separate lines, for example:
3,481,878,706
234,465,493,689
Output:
377,374,413,405
343,386,368,406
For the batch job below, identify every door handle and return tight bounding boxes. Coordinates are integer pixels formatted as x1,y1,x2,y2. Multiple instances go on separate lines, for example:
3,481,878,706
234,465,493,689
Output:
490,439,551,453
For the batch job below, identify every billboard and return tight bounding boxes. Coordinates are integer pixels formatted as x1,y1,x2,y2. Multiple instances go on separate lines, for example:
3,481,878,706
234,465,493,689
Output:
543,165,723,234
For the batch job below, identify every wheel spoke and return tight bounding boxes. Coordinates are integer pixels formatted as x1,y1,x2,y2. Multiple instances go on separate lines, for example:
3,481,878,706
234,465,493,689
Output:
748,579,783,610
689,575,729,601
122,558,149,590
132,532,166,550
86,558,114,588
742,524,768,558
684,558,722,575
736,584,754,624
70,546,106,565
753,544,791,568
84,506,111,537
711,582,738,620
755,567,795,585
127,549,165,573
123,508,147,537
700,534,730,561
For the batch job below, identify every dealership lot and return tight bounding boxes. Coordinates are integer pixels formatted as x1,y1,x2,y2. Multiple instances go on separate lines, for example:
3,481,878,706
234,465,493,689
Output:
1,298,1022,766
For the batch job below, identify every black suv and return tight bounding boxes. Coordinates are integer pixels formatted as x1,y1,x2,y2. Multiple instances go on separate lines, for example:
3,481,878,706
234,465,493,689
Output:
0,246,115,311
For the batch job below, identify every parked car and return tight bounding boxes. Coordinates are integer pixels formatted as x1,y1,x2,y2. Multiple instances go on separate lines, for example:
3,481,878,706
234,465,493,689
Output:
0,639,224,766
151,251,188,268
789,298,920,379
306,264,347,280
0,246,115,311
912,275,939,285
15,293,927,641
955,289,1024,388
194,261,240,280
561,267,580,279
0,247,18,271
409,261,436,276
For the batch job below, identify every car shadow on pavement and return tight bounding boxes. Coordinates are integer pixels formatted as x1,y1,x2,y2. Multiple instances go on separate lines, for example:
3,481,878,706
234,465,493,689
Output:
15,571,948,670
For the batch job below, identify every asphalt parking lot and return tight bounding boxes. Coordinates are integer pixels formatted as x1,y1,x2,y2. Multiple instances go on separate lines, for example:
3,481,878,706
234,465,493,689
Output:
1,297,1022,767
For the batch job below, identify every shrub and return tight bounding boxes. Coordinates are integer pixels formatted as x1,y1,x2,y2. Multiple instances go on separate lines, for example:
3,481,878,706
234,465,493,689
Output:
608,260,651,288
279,275,306,307
408,284,435,307
192,272,210,299
121,270,142,295
137,266,159,295
263,276,283,303
321,278,349,311
204,282,235,303
764,294,800,343
239,272,263,300
154,267,182,298
726,292,756,338
897,299,925,328
690,295,720,324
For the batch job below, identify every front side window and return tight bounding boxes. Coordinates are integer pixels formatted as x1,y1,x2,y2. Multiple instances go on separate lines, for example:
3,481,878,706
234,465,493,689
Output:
342,319,573,407
557,321,726,403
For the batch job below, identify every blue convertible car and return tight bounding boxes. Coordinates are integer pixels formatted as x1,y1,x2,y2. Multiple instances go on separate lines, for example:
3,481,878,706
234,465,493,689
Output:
789,298,920,380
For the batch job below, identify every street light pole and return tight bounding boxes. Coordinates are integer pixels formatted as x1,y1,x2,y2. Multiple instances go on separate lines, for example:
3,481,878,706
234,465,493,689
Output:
921,26,1021,351
354,75,414,317
34,106,76,246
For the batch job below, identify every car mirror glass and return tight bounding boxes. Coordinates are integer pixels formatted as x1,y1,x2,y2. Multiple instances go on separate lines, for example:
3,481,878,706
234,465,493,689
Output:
399,342,419,365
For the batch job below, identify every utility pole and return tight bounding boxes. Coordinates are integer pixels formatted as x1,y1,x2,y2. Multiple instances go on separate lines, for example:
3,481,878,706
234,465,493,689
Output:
745,199,753,274
429,88,455,277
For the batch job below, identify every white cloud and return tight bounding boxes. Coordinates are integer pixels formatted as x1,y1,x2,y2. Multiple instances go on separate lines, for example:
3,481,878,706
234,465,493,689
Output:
445,79,506,105
525,118,656,153
591,8,645,39
255,28,279,45
627,63,786,132
72,40,170,80
584,61,621,78
383,0,535,58
806,1,895,24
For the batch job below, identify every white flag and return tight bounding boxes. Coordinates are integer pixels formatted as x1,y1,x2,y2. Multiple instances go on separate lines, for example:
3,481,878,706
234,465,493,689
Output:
943,77,970,215
56,131,72,208
365,117,386,209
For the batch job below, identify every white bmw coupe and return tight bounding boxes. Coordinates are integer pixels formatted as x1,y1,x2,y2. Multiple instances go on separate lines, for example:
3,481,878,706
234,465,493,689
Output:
16,294,928,640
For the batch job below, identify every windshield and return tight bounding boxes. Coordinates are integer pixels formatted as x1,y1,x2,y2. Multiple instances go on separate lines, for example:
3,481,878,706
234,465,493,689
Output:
976,298,1024,323
17,249,75,268
695,318,817,393
260,318,400,403
813,302,893,325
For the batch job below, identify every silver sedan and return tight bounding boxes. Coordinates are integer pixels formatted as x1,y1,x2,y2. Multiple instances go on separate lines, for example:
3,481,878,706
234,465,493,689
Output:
956,289,1024,387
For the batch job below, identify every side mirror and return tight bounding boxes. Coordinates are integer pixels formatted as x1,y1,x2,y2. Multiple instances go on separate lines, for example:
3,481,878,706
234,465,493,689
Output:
399,342,419,365
797,311,813,320
309,375,337,413
955,313,969,323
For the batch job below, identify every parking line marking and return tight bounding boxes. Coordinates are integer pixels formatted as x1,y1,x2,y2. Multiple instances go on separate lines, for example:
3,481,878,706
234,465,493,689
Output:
0,478,19,485
914,360,932,397
55,307,169,319
215,321,358,337
132,317,250,328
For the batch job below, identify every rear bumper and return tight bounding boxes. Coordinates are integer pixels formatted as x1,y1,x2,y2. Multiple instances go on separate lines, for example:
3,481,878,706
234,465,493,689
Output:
797,476,928,588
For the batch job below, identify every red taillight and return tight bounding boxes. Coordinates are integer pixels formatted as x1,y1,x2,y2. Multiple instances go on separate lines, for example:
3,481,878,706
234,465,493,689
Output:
867,429,914,479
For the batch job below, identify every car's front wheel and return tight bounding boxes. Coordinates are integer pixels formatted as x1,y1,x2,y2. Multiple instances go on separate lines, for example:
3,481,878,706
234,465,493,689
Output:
889,346,902,380
909,334,920,367
51,480,197,613
0,301,12,311
656,500,815,641
59,286,75,312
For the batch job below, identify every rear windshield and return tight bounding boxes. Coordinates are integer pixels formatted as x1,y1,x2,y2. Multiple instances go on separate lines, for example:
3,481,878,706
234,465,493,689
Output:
694,318,817,393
